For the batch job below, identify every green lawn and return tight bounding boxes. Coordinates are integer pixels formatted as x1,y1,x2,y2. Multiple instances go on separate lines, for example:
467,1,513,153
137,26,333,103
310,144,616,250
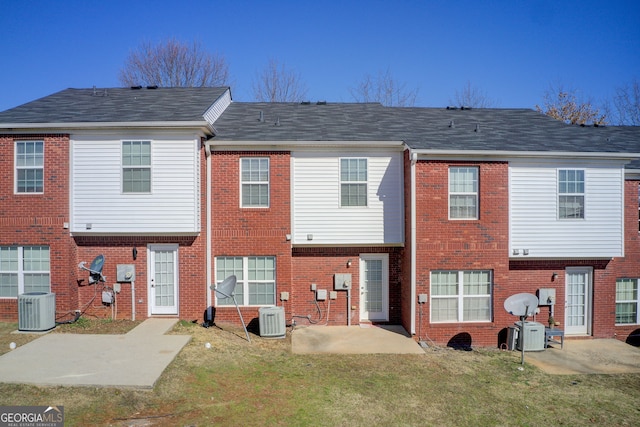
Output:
1,320,639,426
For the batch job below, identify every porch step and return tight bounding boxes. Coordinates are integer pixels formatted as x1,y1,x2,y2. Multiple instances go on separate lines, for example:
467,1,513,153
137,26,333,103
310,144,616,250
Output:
126,318,179,336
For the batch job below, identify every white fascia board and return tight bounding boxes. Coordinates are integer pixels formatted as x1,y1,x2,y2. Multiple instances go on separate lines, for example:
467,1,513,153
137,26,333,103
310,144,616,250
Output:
207,140,406,151
0,121,214,136
412,149,640,162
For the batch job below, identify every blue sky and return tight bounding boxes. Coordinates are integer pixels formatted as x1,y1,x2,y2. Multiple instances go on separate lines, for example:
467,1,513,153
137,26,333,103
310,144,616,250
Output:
0,0,638,111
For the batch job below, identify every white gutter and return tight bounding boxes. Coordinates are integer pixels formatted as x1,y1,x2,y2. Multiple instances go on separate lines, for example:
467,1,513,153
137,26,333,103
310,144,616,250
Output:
0,121,215,134
410,150,417,335
411,149,640,161
205,142,213,308
211,140,405,150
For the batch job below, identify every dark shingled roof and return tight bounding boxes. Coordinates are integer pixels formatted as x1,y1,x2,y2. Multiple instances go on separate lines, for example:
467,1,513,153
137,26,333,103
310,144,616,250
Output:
213,102,640,155
0,87,229,123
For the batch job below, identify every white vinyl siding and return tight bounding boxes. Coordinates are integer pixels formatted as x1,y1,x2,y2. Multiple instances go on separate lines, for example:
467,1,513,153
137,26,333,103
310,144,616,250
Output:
510,160,624,258
71,132,201,234
15,140,44,193
292,150,404,245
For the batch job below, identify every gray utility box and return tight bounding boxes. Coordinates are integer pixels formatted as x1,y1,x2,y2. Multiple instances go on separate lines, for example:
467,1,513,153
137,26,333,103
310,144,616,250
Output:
515,321,545,351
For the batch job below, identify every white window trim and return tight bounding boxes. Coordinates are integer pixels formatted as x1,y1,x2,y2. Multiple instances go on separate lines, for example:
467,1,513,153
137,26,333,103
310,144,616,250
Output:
121,140,152,194
14,140,44,194
430,270,492,323
557,168,585,220
616,278,640,325
448,166,479,220
240,157,270,208
340,157,368,208
215,256,276,306
0,246,51,298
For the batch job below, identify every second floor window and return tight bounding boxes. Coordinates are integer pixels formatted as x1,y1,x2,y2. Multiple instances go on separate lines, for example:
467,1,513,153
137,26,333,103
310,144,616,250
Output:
449,166,478,219
341,158,368,207
241,158,269,207
122,141,151,193
15,140,44,193
558,169,584,219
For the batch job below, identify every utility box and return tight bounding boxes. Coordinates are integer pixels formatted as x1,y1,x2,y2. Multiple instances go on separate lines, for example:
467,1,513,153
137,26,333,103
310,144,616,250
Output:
117,264,136,282
538,288,556,305
316,289,327,300
334,273,352,290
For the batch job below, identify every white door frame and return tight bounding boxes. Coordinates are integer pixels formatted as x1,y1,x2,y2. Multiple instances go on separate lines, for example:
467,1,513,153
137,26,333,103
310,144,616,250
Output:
148,244,179,316
564,266,593,336
359,253,389,322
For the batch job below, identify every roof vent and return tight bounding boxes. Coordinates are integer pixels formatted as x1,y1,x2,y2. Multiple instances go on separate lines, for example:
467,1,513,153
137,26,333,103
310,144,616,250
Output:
275,117,280,126
258,111,264,122
449,120,455,128
301,101,311,105
130,86,142,90
475,123,480,132
317,100,327,105
446,106,458,110
146,85,158,89
460,106,472,110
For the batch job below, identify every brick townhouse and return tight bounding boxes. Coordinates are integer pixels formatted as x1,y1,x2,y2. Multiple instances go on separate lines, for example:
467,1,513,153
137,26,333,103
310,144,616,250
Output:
0,87,639,347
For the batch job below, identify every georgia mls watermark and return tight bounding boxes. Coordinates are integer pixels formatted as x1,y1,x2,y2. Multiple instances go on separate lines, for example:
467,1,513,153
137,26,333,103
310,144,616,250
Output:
0,406,64,427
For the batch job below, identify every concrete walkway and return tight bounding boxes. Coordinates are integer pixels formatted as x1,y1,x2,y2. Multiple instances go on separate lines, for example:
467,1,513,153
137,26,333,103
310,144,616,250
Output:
292,324,424,354
0,319,190,389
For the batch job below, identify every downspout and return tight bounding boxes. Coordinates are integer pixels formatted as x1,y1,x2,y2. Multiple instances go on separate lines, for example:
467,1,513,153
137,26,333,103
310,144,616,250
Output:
205,141,212,308
410,150,417,335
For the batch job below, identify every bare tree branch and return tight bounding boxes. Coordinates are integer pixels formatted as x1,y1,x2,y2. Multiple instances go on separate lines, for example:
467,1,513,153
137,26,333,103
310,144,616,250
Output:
118,38,230,87
611,78,640,126
535,84,607,125
252,58,308,102
450,81,497,108
350,69,418,107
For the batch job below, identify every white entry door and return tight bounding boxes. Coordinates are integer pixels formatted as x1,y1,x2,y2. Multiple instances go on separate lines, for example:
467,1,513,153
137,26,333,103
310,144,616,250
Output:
565,267,592,335
149,244,179,315
359,254,389,322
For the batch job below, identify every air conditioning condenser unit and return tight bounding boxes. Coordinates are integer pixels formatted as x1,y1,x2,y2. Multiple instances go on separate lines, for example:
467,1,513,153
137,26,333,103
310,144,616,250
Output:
259,306,286,338
18,292,56,332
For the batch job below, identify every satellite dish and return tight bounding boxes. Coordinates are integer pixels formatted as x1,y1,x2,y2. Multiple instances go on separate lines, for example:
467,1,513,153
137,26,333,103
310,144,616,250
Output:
78,254,105,284
213,275,237,299
504,293,538,317
210,275,251,343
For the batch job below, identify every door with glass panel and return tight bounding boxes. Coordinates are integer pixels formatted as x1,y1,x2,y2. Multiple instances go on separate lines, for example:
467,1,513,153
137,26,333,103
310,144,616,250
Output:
149,244,178,315
359,254,389,322
565,267,592,335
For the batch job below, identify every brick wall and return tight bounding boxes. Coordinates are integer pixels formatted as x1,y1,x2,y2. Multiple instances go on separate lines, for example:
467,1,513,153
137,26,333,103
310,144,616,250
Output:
0,134,74,321
210,151,292,327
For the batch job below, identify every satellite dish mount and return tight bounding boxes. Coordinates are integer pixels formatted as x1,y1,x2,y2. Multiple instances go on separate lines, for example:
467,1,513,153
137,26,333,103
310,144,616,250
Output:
211,275,251,343
504,293,539,365
78,254,106,285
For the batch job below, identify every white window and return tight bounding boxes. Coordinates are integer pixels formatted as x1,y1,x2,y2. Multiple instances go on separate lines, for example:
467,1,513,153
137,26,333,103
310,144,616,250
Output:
122,141,151,193
341,158,368,207
449,167,478,219
616,278,639,324
0,246,50,298
558,169,584,219
430,270,492,322
241,158,269,207
15,140,44,193
215,256,276,306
